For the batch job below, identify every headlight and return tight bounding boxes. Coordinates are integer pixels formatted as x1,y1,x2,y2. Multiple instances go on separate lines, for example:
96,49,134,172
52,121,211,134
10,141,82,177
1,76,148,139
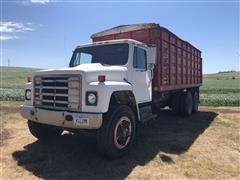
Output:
25,89,31,100
86,92,97,105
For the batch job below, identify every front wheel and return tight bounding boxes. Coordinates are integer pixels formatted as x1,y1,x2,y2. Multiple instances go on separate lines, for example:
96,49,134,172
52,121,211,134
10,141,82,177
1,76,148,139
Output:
28,120,63,141
97,105,136,159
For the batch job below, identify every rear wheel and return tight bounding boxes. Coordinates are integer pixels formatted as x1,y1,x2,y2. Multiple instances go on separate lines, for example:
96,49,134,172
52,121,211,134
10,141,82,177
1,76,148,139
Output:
28,120,63,141
170,93,182,115
180,91,193,117
97,105,136,159
151,103,160,114
192,91,199,113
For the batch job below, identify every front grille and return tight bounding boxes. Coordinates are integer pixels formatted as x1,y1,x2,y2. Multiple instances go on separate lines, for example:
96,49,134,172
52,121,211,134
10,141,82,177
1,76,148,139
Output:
34,75,81,110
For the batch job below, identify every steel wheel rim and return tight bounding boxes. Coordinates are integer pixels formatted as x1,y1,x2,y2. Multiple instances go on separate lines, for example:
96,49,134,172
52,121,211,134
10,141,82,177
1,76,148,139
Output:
114,116,132,149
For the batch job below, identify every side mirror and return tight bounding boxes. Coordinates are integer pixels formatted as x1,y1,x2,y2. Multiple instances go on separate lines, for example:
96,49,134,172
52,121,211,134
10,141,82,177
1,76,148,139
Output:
147,46,157,65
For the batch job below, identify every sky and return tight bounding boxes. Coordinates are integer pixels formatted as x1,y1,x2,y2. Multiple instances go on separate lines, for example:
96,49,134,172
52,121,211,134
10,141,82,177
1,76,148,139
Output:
1,0,239,74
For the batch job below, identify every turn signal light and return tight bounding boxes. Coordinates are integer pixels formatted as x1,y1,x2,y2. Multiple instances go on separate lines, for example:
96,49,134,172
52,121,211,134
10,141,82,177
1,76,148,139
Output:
98,75,105,82
27,75,32,82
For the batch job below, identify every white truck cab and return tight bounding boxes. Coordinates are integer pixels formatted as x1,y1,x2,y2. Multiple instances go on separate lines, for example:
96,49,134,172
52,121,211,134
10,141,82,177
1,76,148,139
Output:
21,39,157,159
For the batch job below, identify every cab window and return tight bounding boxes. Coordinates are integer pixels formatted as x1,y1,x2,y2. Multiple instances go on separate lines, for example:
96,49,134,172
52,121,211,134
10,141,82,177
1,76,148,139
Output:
133,47,147,70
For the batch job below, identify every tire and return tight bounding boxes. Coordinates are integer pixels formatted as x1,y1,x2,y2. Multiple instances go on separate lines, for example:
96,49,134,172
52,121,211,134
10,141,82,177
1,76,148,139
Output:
170,93,182,115
97,105,136,159
28,120,63,141
192,91,199,113
180,91,193,117
151,103,160,114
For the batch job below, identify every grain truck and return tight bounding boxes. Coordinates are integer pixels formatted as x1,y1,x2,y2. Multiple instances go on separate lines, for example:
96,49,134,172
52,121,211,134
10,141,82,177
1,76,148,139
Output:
21,23,202,159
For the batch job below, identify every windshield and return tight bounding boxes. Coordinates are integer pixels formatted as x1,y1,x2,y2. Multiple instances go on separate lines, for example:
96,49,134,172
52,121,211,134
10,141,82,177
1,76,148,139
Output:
69,43,129,67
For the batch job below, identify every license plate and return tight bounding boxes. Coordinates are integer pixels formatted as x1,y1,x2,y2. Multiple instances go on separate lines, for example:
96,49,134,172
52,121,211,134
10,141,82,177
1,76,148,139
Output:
73,116,89,126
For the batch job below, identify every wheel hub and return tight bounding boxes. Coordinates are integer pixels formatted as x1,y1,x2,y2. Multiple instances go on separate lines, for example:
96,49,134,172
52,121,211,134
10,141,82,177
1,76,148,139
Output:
114,116,132,149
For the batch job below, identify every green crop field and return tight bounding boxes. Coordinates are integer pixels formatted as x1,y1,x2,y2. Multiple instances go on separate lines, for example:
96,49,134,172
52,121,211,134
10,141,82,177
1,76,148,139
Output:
200,72,240,106
0,67,40,101
0,67,239,106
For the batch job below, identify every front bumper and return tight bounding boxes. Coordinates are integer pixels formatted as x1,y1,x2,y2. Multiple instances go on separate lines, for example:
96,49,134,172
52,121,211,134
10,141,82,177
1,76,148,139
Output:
20,105,102,129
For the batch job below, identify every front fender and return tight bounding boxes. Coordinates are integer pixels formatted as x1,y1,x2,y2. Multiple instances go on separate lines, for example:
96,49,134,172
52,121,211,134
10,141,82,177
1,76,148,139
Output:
82,81,132,113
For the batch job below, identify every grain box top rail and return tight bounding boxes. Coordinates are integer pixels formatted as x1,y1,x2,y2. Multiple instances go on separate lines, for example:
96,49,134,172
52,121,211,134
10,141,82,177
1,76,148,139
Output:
91,23,201,53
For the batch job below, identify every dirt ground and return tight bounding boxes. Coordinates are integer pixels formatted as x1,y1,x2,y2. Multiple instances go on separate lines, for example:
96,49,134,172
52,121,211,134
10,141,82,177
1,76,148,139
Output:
0,103,239,180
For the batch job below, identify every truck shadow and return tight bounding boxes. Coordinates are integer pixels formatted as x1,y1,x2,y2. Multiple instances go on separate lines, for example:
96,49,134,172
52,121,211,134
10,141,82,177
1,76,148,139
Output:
12,109,217,179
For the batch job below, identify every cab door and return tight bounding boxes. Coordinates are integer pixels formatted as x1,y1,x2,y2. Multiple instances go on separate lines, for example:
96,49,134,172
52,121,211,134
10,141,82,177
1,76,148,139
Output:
131,46,152,103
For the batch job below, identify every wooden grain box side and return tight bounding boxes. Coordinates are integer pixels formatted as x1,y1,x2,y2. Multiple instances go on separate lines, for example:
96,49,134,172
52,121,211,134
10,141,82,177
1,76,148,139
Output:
91,23,202,92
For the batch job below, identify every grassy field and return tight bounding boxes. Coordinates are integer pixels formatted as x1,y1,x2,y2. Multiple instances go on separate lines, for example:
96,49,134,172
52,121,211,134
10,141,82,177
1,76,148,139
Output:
0,102,239,179
0,66,239,106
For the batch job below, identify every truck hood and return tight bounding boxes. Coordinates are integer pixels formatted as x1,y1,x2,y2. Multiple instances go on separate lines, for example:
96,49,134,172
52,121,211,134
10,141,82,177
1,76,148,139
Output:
33,63,128,82
73,63,127,73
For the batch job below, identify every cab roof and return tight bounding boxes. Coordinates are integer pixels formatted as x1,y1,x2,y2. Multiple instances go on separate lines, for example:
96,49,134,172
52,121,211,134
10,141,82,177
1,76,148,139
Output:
75,39,147,49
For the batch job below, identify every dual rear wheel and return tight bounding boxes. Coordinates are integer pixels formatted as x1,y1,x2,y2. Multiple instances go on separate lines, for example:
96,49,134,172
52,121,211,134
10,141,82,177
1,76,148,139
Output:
170,90,199,117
